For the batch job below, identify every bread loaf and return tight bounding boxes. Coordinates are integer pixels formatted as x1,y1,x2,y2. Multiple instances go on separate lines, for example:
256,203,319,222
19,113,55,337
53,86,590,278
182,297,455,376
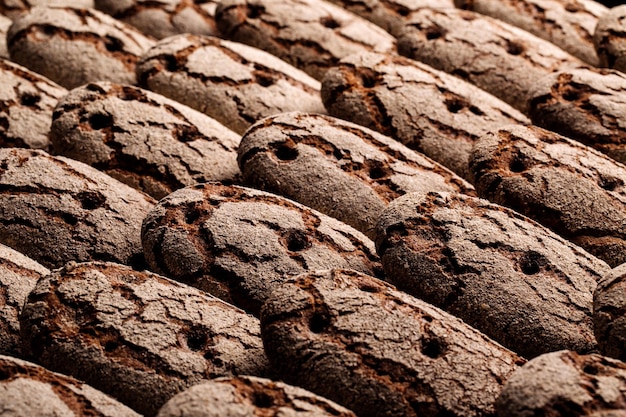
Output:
375,190,608,358
50,81,241,199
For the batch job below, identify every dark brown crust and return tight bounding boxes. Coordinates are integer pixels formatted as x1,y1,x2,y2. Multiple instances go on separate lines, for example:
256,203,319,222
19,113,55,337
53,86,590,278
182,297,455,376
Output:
157,376,357,416
0,355,140,416
375,190,607,358
397,8,582,113
321,52,529,180
19,261,270,417
0,57,67,151
238,111,474,239
470,124,626,267
7,7,154,89
594,5,626,72
50,81,241,200
95,0,218,39
137,34,325,134
141,183,383,316
455,0,605,66
0,148,155,269
497,351,626,416
594,264,626,360
215,0,396,80
261,269,524,417
527,67,626,165
324,0,454,37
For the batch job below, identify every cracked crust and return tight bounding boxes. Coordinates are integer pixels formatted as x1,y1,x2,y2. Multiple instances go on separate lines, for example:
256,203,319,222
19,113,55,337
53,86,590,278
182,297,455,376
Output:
375,190,608,358
237,111,475,239
321,52,529,180
0,244,48,357
261,269,524,417
397,7,582,113
455,0,606,66
157,376,357,417
470,124,626,267
215,0,396,80
594,5,626,72
526,67,626,165
19,261,270,417
324,0,454,37
0,355,140,417
137,34,326,135
95,0,218,39
0,58,67,151
7,6,155,89
594,264,626,360
0,148,155,269
141,183,383,316
0,0,94,19
496,350,626,416
50,81,241,200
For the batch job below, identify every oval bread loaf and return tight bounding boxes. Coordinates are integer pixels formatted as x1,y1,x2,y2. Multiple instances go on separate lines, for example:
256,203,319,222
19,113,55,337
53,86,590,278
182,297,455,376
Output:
137,34,326,134
261,269,524,417
496,350,626,416
375,190,608,358
19,261,270,417
526,67,626,165
0,355,140,417
594,5,626,72
50,81,241,200
157,376,357,417
0,58,67,151
0,244,48,357
7,6,155,89
470,124,626,268
321,52,530,180
594,264,626,361
141,183,383,316
95,0,218,39
0,0,94,19
215,0,396,80
397,7,582,113
324,0,454,37
0,148,155,269
238,111,475,239
455,0,606,66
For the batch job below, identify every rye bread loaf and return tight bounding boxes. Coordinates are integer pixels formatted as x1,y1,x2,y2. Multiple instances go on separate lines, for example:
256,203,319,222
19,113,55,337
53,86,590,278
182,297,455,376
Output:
0,58,67,151
141,183,383,316
0,0,94,19
0,148,155,269
455,0,606,66
0,14,10,57
238,111,475,239
261,269,524,417
397,7,582,113
526,67,626,165
95,0,218,39
0,355,140,417
215,0,396,80
19,261,270,417
594,5,626,72
324,0,454,37
7,6,155,89
594,264,626,360
195,0,219,15
375,190,608,358
470,124,626,268
50,81,241,200
157,376,357,417
137,34,326,135
321,52,530,180
496,350,626,416
0,244,48,357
